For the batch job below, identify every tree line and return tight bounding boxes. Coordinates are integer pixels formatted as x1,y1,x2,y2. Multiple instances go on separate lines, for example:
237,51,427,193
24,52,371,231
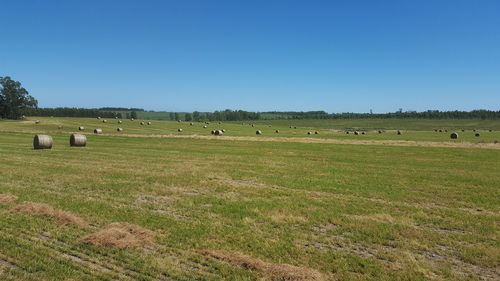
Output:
2,77,499,120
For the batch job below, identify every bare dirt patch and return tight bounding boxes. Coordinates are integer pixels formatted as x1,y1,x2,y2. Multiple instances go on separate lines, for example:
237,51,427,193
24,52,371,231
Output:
0,193,18,205
80,222,154,248
9,202,87,226
199,250,325,281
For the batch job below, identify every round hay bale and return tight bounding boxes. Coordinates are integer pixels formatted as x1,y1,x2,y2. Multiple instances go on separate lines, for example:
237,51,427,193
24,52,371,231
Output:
461,129,465,132
473,129,476,132
397,130,402,135
439,129,442,132
211,130,215,135
221,129,226,132
251,124,254,127
117,128,123,132
21,115,25,119
115,116,118,119
35,120,40,124
118,120,122,124
346,131,350,134
256,130,262,135
450,132,459,139
140,122,145,125
354,131,359,135
190,122,193,126
33,135,52,149
178,128,183,132
102,119,107,123
147,122,151,125
214,130,223,135
307,132,312,135
94,128,103,134
70,134,86,147
78,126,85,131
131,118,134,121
203,125,208,128
97,117,101,119
475,133,480,137
362,132,365,135
315,131,319,134
289,126,292,128
378,130,382,134
294,126,297,129
275,130,279,133
434,129,438,132
489,129,493,132
444,129,448,132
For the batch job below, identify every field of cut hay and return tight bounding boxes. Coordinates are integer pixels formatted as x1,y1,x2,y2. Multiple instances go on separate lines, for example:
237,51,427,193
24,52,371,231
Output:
0,117,499,280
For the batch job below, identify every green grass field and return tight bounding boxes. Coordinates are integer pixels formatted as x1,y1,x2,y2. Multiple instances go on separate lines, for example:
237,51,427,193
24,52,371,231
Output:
0,117,499,280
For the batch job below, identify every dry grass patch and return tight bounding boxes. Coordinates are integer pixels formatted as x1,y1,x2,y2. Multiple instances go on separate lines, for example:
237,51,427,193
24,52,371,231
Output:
9,202,87,226
80,222,154,248
200,250,325,281
0,193,18,205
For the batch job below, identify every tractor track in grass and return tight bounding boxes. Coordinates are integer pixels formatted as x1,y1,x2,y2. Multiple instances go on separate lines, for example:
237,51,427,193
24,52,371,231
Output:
0,228,173,281
1,129,499,149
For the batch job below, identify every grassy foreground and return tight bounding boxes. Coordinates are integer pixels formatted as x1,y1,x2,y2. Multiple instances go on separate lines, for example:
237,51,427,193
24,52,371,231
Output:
0,118,499,280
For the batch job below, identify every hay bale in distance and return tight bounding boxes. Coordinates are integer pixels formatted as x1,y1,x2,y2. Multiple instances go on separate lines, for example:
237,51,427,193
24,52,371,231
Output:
190,122,193,126
439,129,442,132
256,130,262,135
78,126,85,131
378,130,382,134
94,128,103,134
102,119,107,123
221,129,226,132
147,122,151,125
203,125,208,128
178,128,183,132
70,134,87,147
131,118,134,121
307,132,312,135
140,122,145,125
450,132,459,139
33,135,53,149
214,130,223,135
346,131,350,134
475,133,480,137
117,128,123,132
275,130,279,133
118,120,122,124
361,132,365,135
97,117,101,119
35,120,40,124
315,131,319,134
354,131,359,135
397,130,402,135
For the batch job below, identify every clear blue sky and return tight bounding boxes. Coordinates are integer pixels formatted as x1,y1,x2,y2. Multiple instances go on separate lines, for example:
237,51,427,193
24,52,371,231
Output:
1,0,499,113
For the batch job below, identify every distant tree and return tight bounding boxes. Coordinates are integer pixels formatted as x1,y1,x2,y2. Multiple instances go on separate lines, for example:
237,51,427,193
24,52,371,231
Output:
174,112,179,121
0,77,38,119
169,112,175,120
193,111,200,121
130,111,137,119
185,113,192,121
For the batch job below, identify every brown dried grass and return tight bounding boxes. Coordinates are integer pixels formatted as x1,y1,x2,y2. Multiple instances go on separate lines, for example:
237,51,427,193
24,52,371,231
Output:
9,202,87,226
80,222,154,248
199,250,325,281
0,194,18,205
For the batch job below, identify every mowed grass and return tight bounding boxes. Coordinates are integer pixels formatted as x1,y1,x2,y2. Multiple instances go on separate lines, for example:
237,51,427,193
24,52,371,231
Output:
0,120,499,280
1,117,500,144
